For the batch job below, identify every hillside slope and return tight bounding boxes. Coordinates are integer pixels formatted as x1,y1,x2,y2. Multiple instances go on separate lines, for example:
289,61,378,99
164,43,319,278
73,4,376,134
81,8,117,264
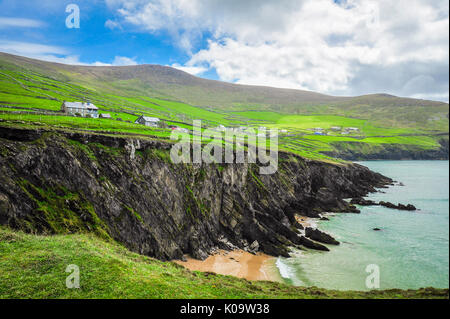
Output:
1,52,448,117
0,52,347,107
0,52,448,161
1,227,447,299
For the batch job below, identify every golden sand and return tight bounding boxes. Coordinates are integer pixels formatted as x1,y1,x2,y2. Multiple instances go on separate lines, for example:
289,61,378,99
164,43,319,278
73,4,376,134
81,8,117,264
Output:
174,250,282,282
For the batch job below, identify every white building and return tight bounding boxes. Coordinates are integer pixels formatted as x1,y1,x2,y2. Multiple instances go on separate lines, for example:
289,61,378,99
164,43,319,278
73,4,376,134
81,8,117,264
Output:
61,102,99,118
99,113,112,119
175,127,189,134
135,115,160,127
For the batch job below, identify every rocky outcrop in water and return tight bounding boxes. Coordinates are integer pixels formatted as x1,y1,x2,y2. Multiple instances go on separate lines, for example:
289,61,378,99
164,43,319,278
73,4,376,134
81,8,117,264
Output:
299,236,329,251
0,127,392,260
305,227,340,245
379,202,417,211
350,198,417,211
350,198,378,206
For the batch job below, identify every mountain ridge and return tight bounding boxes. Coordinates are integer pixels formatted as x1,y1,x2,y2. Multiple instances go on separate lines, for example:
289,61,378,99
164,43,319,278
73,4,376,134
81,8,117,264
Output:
1,51,446,110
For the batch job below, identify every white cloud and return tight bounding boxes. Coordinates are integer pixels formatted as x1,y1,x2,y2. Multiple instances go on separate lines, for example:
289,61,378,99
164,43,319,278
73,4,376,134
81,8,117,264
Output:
0,40,94,65
170,63,207,75
0,40,67,56
105,19,122,30
112,56,138,66
0,40,137,67
107,0,449,101
0,17,45,28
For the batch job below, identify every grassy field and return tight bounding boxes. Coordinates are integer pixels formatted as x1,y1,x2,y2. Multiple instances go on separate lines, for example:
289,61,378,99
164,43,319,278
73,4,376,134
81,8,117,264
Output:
0,113,173,138
0,227,447,299
0,52,448,161
0,65,240,128
0,53,449,299
232,112,447,160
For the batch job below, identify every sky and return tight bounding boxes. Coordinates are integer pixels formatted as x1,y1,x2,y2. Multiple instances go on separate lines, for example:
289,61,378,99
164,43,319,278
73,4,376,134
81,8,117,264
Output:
0,0,448,102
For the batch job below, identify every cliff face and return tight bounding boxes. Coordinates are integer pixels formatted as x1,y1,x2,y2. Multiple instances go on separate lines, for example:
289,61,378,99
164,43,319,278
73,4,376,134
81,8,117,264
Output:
0,127,391,260
323,138,449,161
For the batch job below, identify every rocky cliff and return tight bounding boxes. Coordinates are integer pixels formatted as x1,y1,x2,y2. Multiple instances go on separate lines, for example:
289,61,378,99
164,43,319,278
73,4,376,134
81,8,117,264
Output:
323,138,449,161
0,127,392,260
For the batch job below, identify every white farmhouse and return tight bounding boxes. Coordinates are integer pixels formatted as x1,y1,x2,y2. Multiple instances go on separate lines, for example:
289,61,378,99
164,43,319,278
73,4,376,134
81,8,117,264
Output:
61,101,99,118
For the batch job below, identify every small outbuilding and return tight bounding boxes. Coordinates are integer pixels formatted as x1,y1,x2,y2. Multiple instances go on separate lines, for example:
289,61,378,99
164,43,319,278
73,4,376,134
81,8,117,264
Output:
135,115,161,127
99,113,112,119
175,127,189,134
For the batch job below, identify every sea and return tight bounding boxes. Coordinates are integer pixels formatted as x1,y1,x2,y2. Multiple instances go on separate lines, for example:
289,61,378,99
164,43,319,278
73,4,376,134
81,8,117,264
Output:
276,160,449,290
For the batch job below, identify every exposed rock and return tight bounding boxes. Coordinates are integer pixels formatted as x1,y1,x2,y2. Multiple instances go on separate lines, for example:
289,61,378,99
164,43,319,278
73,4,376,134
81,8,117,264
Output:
397,203,417,211
305,227,340,245
379,201,417,211
249,240,259,252
350,198,378,206
322,138,449,161
293,221,304,229
0,127,392,260
351,198,417,211
346,205,361,214
379,201,397,209
299,236,330,251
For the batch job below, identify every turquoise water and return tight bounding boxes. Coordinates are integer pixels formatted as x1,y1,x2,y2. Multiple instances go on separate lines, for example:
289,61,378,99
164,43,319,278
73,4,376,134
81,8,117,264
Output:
277,161,449,290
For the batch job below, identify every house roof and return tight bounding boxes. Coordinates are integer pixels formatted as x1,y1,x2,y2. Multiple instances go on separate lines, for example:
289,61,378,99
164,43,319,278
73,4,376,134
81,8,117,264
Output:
63,102,98,110
140,116,160,122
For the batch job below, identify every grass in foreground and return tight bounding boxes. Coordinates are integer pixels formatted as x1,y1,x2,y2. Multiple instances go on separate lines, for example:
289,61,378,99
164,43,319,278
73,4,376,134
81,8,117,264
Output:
0,227,448,299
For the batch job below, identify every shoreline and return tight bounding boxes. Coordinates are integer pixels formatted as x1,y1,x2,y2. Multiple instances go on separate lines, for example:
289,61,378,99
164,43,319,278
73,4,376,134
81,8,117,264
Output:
295,215,315,228
174,250,282,283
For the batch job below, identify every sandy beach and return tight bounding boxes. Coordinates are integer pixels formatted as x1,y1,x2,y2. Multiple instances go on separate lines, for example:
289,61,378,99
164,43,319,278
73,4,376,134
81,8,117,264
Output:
174,250,282,282
295,215,313,228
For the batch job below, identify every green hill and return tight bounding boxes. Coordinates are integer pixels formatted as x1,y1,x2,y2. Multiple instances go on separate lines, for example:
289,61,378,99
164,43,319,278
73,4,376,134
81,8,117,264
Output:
0,51,448,161
0,53,449,299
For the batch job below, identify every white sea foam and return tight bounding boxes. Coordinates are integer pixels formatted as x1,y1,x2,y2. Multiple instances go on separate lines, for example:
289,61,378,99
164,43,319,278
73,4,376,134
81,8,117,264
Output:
275,258,293,279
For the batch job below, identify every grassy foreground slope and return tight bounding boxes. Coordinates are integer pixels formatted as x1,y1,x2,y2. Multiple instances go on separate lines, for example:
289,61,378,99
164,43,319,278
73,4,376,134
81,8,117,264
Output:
0,227,447,299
